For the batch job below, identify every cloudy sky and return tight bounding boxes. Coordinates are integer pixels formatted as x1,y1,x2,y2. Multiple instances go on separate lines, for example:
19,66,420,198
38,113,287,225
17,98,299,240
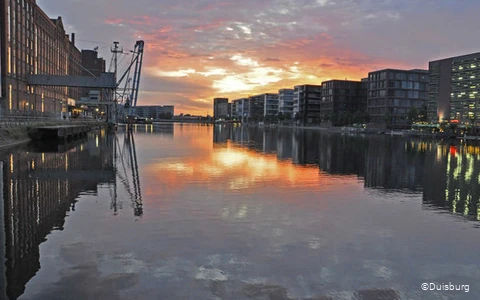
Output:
38,0,480,115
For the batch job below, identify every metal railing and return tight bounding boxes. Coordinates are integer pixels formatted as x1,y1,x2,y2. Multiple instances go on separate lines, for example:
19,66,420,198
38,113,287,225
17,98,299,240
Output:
0,112,105,128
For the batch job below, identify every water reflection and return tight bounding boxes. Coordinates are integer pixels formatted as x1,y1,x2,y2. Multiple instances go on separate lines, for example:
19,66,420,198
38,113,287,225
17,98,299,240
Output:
214,124,480,221
0,130,115,299
115,128,143,216
2,124,480,299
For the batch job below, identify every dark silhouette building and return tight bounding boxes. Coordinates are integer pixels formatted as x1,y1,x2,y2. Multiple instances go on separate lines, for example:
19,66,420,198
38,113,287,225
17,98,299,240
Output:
367,69,429,128
80,49,106,98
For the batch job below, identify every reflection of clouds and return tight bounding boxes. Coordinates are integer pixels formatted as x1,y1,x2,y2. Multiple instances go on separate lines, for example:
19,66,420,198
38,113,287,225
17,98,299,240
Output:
162,161,194,174
363,260,395,280
145,146,326,195
236,205,248,219
26,242,141,300
308,237,322,249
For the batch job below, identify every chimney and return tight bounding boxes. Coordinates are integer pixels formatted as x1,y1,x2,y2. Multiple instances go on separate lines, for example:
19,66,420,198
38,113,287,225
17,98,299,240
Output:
71,33,75,46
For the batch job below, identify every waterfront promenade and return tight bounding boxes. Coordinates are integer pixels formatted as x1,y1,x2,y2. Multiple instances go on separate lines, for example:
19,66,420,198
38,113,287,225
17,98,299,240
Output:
0,116,107,148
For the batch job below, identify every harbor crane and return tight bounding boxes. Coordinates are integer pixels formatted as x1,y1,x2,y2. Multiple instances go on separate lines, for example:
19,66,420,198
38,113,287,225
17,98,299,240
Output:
114,40,145,123
27,40,145,125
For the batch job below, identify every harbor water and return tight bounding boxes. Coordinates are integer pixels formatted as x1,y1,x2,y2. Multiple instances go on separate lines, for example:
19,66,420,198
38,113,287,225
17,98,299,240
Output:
1,123,479,299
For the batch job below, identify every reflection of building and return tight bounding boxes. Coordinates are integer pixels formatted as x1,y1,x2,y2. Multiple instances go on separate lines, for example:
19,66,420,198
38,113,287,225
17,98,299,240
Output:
2,132,115,299
1,1,82,115
262,128,277,153
276,129,293,160
364,138,425,189
423,144,480,219
367,69,429,128
213,98,229,120
291,129,319,165
213,125,480,222
316,134,366,176
428,52,480,123
213,124,232,146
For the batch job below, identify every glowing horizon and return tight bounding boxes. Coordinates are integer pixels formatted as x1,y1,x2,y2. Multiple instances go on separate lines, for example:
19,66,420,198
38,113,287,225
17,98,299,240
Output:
38,0,480,115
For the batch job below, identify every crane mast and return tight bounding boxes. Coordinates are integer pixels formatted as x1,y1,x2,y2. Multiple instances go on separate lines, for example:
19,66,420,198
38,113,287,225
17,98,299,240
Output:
128,41,145,117
112,40,145,124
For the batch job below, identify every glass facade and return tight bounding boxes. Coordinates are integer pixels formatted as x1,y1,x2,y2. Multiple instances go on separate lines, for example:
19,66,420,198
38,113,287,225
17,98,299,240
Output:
450,54,480,123
367,69,429,128
320,80,367,125
278,89,294,117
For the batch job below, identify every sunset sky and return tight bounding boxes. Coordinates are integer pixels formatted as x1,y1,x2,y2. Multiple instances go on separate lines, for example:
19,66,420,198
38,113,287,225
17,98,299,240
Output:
38,0,480,115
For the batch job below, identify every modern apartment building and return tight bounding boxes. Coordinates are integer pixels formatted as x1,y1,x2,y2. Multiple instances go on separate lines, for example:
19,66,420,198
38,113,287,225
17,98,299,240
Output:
367,69,429,128
0,1,82,116
248,94,265,121
262,93,278,117
320,80,367,125
293,86,300,116
135,105,174,119
428,52,480,123
213,98,229,119
295,84,322,124
232,98,250,120
278,88,294,118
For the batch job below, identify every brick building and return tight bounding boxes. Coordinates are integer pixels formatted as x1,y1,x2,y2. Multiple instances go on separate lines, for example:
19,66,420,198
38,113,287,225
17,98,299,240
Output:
0,0,82,117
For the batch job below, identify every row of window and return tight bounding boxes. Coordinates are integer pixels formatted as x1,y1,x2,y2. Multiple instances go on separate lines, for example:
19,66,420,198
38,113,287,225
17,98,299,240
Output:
369,71,428,82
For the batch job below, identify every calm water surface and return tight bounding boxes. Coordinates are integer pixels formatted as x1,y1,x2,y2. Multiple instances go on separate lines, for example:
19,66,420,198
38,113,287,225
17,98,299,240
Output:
1,124,480,299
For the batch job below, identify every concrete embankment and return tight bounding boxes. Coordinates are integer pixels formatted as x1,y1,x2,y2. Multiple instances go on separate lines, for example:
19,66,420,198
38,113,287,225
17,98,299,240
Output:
0,127,31,148
0,121,108,149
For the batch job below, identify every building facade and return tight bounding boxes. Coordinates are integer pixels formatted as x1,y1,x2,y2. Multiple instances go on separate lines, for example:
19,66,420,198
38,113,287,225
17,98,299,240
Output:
135,105,174,119
232,98,249,120
213,98,229,120
278,88,294,118
428,52,480,124
80,49,106,99
296,84,322,124
263,93,278,117
248,94,265,122
320,80,367,125
367,69,429,128
0,1,82,117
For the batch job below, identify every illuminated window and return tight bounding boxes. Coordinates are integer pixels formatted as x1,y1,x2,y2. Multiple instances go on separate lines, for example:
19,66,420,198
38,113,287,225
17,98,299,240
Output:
8,85,12,110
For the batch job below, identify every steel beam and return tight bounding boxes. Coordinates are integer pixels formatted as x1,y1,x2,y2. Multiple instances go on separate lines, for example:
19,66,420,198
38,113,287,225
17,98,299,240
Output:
27,73,116,88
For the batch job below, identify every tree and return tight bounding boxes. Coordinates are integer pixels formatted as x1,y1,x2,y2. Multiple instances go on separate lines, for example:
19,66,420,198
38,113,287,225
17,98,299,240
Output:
364,112,371,123
353,110,363,124
407,106,419,124
419,104,428,122
384,110,392,127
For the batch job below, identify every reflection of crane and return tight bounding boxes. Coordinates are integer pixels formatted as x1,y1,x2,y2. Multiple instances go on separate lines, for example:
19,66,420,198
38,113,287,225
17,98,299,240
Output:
112,128,143,216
